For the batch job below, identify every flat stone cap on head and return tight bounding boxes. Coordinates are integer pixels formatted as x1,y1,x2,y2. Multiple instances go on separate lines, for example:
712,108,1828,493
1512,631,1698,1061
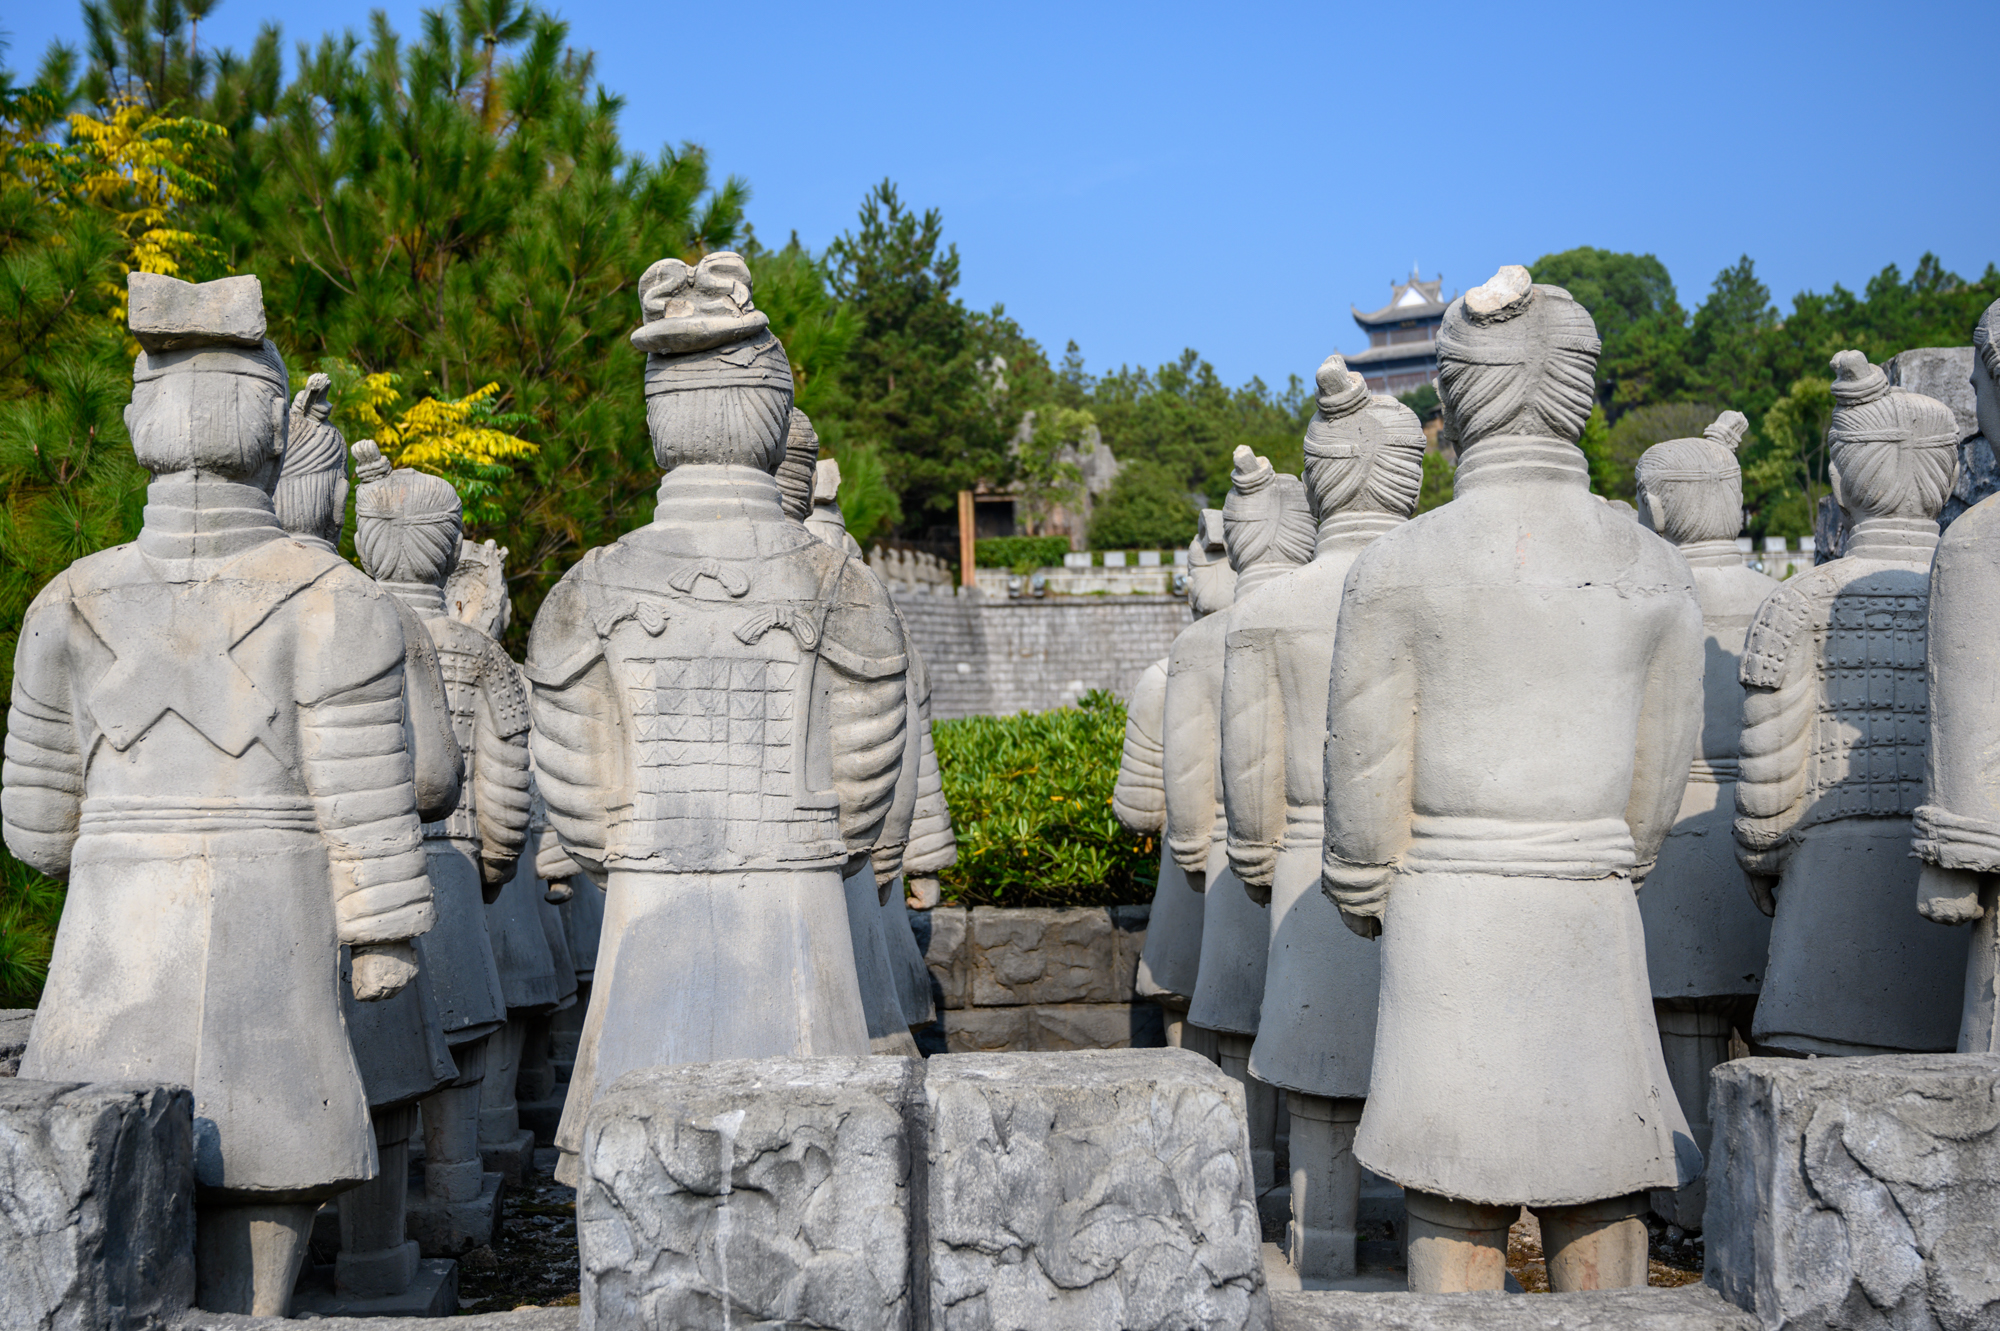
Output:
1464,264,1534,321
631,251,772,355
128,272,267,352
813,457,842,505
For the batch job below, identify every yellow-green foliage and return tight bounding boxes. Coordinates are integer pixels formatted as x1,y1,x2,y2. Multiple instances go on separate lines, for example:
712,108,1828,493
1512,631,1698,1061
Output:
932,691,1158,908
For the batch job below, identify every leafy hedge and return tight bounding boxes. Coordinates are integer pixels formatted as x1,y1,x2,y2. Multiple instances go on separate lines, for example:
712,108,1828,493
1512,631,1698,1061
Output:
932,690,1159,908
974,536,1071,572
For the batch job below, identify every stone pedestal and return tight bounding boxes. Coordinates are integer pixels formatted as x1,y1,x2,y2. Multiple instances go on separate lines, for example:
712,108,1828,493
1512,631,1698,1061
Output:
518,1088,568,1147
293,1257,459,1318
0,1079,195,1330
480,1126,536,1184
1707,1053,2000,1330
405,1172,503,1257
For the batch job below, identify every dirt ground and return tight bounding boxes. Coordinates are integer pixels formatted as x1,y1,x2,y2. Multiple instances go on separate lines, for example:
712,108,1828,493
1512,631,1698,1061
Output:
454,1150,581,1314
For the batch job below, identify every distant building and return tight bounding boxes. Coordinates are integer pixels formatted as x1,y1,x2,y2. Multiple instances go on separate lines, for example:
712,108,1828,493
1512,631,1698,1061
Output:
1349,267,1450,396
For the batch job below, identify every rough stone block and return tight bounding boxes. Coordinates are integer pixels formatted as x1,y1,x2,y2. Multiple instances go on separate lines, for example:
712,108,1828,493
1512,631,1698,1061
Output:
921,906,970,1010
969,906,1141,1006
942,1003,1165,1053
171,1305,576,1330
577,1055,923,1331
0,1007,32,1077
1269,1284,1757,1329
924,1048,1270,1331
126,272,266,350
1706,1053,2000,1330
405,1172,502,1257
0,1078,196,1330
941,1007,1032,1053
1887,347,1978,442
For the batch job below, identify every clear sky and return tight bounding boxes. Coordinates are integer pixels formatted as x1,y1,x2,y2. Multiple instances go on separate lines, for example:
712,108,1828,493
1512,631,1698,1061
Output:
6,0,1995,391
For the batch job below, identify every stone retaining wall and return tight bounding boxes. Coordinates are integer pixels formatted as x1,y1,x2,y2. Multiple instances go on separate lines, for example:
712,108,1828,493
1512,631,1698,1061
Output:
910,904,1164,1053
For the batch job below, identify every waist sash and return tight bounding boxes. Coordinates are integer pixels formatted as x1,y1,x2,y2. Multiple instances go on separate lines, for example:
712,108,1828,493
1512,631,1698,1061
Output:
80,794,319,835
1403,815,1635,879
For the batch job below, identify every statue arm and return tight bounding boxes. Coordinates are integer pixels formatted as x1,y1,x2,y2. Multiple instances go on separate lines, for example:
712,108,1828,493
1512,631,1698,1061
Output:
390,596,462,824
1162,651,1220,881
1222,633,1285,895
526,582,617,879
1733,657,1812,885
905,712,958,874
1111,660,1168,834
2,588,81,878
1322,585,1414,938
298,611,434,948
1625,596,1705,879
871,635,923,885
831,665,909,863
471,676,532,897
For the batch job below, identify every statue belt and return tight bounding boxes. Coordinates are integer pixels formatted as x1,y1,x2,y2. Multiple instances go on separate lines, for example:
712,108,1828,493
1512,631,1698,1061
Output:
79,794,319,835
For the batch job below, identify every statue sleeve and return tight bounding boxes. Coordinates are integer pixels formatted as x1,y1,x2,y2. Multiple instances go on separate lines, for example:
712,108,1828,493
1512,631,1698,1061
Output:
1222,629,1285,890
2,581,82,879
471,643,532,893
905,710,958,873
297,592,434,947
1111,659,1168,835
1322,577,1414,926
526,580,618,879
1915,513,2000,872
870,604,923,882
1162,642,1221,878
825,564,911,859
391,595,463,825
1735,587,1814,874
1626,589,1705,877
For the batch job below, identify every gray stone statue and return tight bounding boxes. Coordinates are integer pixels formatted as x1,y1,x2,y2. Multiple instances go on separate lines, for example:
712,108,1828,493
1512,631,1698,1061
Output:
1737,351,1965,1056
527,252,909,1183
274,372,463,1308
1916,298,2000,1052
6,273,435,1315
1223,354,1424,1279
1629,411,1776,1232
1744,355,1960,1055
1135,510,1234,1057
1178,450,1314,1194
1323,265,1703,1293
351,444,531,1253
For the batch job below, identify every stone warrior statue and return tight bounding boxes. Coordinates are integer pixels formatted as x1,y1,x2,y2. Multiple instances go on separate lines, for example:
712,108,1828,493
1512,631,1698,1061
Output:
274,371,465,1308
1223,354,1424,1280
1916,298,2000,1052
1134,509,1235,1056
351,443,532,1254
1177,448,1314,1195
528,252,909,1183
5,274,436,1315
1324,265,1703,1293
1737,351,1965,1056
1629,410,1776,1231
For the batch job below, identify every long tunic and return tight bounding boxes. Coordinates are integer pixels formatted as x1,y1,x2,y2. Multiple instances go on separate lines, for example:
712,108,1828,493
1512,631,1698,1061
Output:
6,494,434,1192
1737,518,1963,1054
1120,658,1203,1004
1324,438,1703,1207
1225,516,1397,1099
1639,544,1777,1001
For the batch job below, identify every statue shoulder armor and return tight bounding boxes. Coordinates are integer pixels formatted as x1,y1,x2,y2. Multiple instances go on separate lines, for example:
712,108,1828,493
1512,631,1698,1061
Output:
819,553,908,680
1739,569,1836,689
435,618,530,738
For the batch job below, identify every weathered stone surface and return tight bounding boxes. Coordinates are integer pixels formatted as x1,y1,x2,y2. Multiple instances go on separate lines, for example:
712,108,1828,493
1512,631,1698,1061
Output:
126,271,266,350
1887,347,1979,442
924,1048,1270,1331
968,905,1147,1006
0,1078,196,1331
0,1007,31,1077
577,1056,922,1331
1706,1054,2000,1331
941,1002,1165,1053
173,1306,575,1330
921,906,970,1010
1271,1284,1756,1330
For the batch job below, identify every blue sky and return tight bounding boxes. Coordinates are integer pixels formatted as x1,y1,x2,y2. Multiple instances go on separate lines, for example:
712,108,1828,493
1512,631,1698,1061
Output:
7,0,1995,391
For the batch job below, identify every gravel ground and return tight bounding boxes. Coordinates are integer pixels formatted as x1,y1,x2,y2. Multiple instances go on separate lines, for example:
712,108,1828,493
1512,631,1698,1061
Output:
455,1150,581,1314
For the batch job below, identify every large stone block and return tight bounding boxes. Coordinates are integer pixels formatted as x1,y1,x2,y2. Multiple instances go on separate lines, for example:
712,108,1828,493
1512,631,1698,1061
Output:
1271,1285,1756,1329
967,905,1147,1007
0,1078,196,1330
924,1048,1269,1331
941,1002,1167,1053
1706,1054,2000,1330
921,907,970,1010
576,1056,923,1331
0,1008,32,1077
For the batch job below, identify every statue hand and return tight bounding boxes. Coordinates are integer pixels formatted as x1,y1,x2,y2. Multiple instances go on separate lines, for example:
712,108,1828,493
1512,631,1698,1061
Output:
1338,907,1381,941
352,941,418,1002
1918,864,1988,925
544,878,574,905
1241,875,1272,908
1185,870,1207,895
907,877,942,910
1746,873,1779,918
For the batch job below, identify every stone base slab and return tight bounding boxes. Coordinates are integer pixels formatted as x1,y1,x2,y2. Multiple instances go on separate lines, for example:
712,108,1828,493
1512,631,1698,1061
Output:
1270,1285,1755,1329
939,1000,1165,1051
172,1306,574,1330
405,1172,503,1257
517,1090,566,1147
480,1127,536,1184
292,1257,458,1318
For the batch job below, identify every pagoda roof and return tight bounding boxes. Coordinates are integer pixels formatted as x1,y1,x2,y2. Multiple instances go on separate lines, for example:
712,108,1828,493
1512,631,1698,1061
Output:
1353,267,1450,327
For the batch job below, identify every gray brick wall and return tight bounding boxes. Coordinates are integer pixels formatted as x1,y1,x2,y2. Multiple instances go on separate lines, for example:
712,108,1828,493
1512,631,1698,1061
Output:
893,589,1190,719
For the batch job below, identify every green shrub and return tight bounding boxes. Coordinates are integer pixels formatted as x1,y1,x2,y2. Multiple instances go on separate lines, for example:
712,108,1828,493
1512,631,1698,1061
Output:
0,855,60,1008
974,536,1070,572
932,690,1158,908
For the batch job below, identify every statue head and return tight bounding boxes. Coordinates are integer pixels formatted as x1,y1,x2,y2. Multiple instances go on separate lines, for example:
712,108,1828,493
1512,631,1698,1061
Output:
1184,507,1236,618
1826,350,1959,522
446,538,511,638
350,440,465,587
1974,298,2000,447
275,374,348,545
631,252,796,475
124,273,290,486
1222,447,1315,574
1634,411,1748,544
1301,354,1427,522
1435,265,1601,454
776,408,820,520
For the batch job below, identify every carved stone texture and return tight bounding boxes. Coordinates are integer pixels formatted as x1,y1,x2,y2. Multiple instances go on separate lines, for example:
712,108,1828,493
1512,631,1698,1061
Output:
919,905,971,1011
1706,1054,2000,1331
1736,351,1964,1057
924,1048,1270,1331
173,1306,578,1331
1271,1286,1756,1330
0,1079,195,1331
939,1002,1165,1053
576,1056,922,1331
1886,348,1988,529
0,1008,30,1077
967,904,1146,1007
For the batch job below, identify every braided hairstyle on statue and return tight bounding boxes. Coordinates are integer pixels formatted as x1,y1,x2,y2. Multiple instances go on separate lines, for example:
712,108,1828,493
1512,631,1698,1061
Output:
1435,265,1601,453
351,440,465,586
1826,351,1959,521
1301,354,1428,522
1634,411,1748,544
